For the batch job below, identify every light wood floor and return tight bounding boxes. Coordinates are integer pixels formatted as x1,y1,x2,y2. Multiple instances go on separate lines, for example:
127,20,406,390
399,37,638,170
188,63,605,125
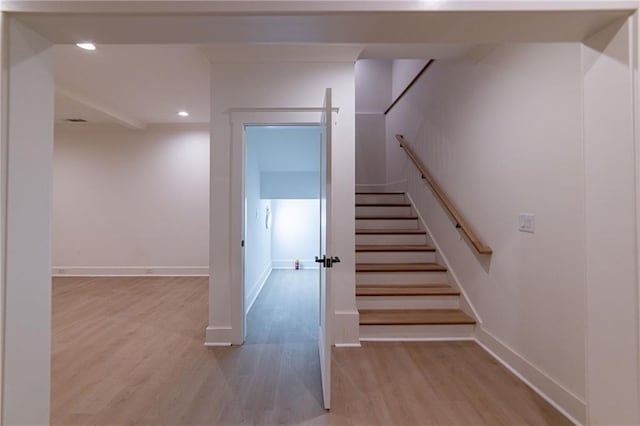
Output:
52,272,571,425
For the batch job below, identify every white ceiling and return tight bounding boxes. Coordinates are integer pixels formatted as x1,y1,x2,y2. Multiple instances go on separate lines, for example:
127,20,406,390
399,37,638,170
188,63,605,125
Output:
54,42,472,126
48,5,632,127
54,44,211,126
246,126,322,173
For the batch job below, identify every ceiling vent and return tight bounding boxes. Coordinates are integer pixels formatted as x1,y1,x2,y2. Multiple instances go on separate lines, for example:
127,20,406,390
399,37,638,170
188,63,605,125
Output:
63,118,88,123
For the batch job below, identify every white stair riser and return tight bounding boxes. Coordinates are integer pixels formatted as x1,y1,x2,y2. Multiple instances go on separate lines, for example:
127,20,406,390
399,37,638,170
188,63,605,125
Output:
356,271,449,284
359,324,475,340
356,295,460,310
356,206,413,217
356,194,407,204
356,233,429,245
356,251,436,263
356,219,419,230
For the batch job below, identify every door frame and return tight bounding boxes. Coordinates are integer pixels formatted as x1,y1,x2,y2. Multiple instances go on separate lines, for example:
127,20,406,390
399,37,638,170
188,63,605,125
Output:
229,108,338,344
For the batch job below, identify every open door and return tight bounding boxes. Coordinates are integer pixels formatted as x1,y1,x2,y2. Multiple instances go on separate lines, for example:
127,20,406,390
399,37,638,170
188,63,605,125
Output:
316,88,337,410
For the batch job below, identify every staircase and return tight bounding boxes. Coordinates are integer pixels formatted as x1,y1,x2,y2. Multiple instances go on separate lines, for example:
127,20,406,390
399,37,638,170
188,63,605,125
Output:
355,192,476,340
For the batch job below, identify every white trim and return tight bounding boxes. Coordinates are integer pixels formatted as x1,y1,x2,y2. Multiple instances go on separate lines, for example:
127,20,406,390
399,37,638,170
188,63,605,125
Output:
334,343,362,347
0,12,7,423
333,309,361,346
360,337,475,342
230,107,339,113
355,179,408,193
3,1,638,13
51,266,209,277
231,109,334,344
405,192,483,324
245,263,272,314
205,325,234,346
204,342,231,347
631,10,640,418
476,328,586,425
271,259,319,270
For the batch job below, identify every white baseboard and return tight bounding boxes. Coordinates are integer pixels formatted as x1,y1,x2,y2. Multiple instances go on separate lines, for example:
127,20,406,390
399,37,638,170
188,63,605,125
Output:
51,266,209,277
204,342,231,347
475,327,585,425
246,263,272,314
334,343,362,348
333,310,361,346
271,259,319,270
205,325,233,346
356,180,408,193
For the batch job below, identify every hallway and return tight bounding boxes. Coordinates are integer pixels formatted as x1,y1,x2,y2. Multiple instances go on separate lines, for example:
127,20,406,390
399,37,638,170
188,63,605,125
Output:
51,272,570,425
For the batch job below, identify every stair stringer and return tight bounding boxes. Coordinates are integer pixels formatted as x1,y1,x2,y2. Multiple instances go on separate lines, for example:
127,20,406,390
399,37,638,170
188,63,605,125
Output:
404,192,483,326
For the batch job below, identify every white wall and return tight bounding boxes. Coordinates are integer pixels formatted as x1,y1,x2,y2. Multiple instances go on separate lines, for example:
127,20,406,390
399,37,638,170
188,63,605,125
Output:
355,59,391,187
244,136,272,311
53,124,209,275
209,56,357,346
271,199,320,269
0,13,6,423
391,59,428,99
2,17,53,426
386,44,587,422
261,172,320,199
582,16,640,425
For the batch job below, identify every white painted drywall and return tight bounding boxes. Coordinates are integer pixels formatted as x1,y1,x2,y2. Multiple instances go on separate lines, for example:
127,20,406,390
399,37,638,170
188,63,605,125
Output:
2,17,53,426
261,172,320,199
53,124,209,275
355,59,392,114
582,16,640,425
244,135,272,311
386,44,587,422
0,12,6,423
355,60,391,186
391,59,428,99
209,58,357,345
246,125,321,173
271,199,320,268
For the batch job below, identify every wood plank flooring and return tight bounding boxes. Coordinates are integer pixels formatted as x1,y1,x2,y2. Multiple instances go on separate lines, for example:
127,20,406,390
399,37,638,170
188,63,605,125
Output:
52,272,571,425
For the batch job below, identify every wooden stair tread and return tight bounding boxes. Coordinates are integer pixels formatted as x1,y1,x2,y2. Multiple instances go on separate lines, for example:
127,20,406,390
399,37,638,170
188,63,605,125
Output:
356,229,426,235
356,244,435,252
356,192,405,195
359,309,475,325
356,263,447,272
356,216,418,220
356,285,460,296
355,203,411,207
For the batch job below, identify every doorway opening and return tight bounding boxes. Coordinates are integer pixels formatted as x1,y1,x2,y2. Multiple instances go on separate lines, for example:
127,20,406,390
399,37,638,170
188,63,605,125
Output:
241,124,326,412
243,125,322,344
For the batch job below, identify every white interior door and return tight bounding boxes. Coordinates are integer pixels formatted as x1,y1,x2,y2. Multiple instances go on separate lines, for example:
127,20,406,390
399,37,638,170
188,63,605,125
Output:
318,88,334,410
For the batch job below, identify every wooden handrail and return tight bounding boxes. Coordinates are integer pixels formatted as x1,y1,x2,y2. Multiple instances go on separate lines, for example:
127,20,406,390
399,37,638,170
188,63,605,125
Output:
396,135,493,255
384,59,435,115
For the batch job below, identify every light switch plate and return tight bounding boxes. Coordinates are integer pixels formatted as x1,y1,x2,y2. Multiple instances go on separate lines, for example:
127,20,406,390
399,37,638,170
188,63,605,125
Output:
519,213,535,233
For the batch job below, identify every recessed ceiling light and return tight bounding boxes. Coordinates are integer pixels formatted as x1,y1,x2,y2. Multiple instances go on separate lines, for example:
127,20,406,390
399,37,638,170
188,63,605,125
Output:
76,42,96,51
178,111,190,117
